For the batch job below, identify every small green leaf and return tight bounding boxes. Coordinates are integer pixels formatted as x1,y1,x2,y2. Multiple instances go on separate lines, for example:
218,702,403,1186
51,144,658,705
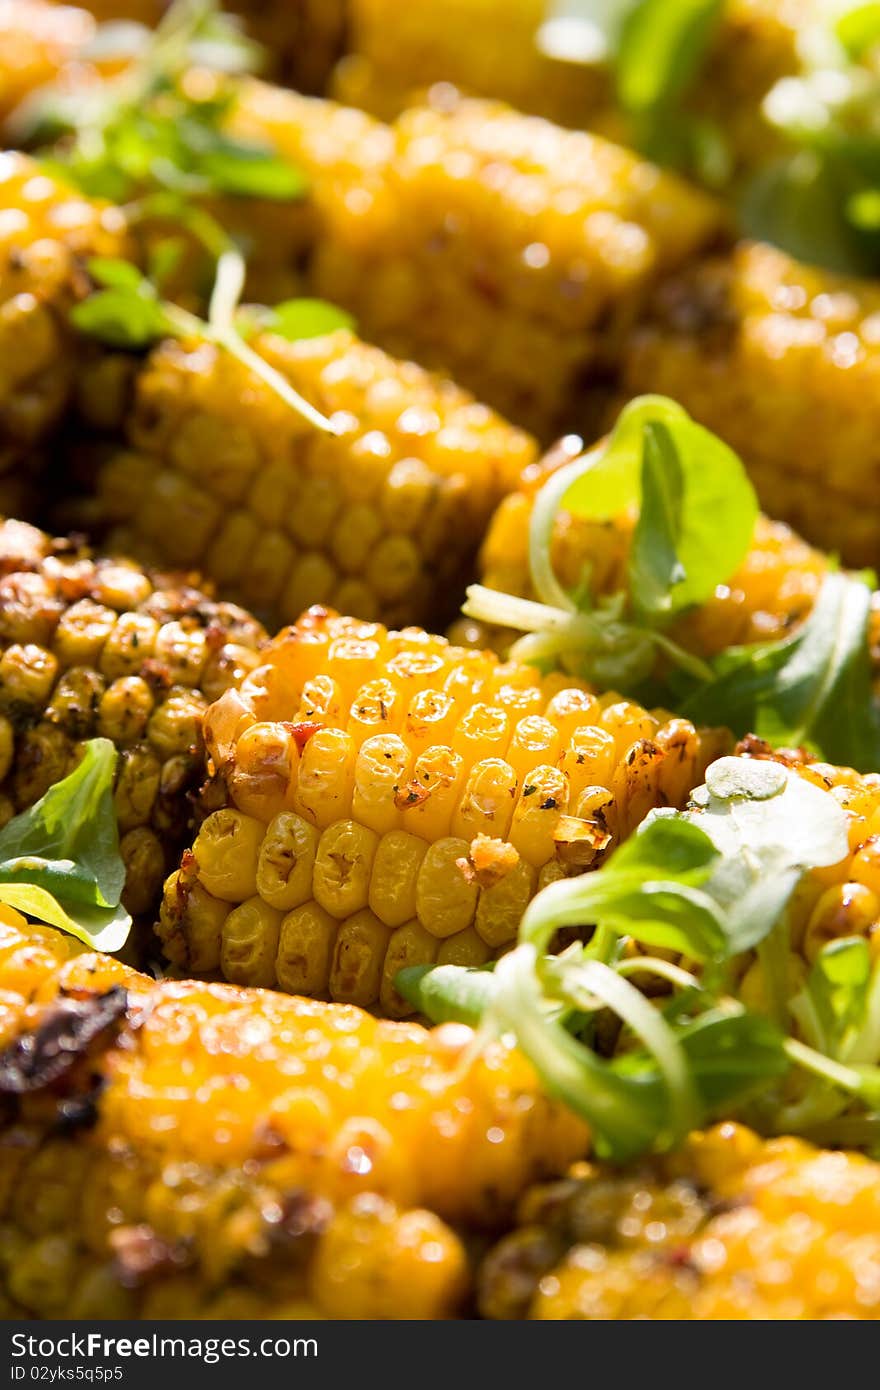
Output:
395,963,497,1025
629,421,686,617
266,298,356,342
87,257,148,291
0,739,130,951
71,285,170,350
807,936,873,1048
682,571,880,770
617,0,724,114
198,144,309,200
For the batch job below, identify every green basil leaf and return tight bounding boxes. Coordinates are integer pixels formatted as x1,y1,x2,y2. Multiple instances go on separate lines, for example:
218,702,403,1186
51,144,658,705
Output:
682,571,880,770
0,739,130,951
617,0,724,114
199,144,309,200
267,298,356,341
71,286,169,350
629,420,685,616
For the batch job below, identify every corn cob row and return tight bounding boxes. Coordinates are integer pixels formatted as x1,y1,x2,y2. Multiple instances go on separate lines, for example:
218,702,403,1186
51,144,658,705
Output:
88,326,535,632
455,434,843,660
335,0,806,177
479,1121,880,1319
621,241,880,566
0,153,128,510
232,83,725,441
157,607,731,1011
0,911,587,1317
0,518,266,916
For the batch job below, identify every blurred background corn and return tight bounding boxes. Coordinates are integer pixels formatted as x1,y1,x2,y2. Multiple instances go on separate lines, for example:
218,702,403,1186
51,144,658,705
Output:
453,432,874,665
0,518,266,917
478,1121,880,1319
0,153,128,515
303,90,726,440
621,241,880,567
76,0,348,92
157,607,730,1011
334,0,807,179
84,325,535,632
0,1,95,125
0,912,587,1316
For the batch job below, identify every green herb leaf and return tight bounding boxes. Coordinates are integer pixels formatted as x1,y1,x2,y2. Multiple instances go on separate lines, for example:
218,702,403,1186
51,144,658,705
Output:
0,739,130,951
265,298,356,342
396,963,498,1025
87,257,149,291
681,570,880,770
70,285,170,350
805,937,873,1054
197,142,309,200
836,3,880,60
616,0,724,114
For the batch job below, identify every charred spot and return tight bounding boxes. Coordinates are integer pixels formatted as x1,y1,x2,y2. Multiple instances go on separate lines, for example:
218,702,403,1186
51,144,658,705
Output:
139,658,172,693
284,720,324,754
110,1224,189,1289
52,1077,106,1135
394,779,430,811
539,796,558,811
0,987,129,1095
522,784,538,797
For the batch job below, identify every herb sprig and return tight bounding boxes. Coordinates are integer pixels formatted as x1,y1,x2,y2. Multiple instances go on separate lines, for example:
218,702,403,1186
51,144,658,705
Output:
464,394,880,770
72,251,353,433
0,739,131,951
398,756,880,1160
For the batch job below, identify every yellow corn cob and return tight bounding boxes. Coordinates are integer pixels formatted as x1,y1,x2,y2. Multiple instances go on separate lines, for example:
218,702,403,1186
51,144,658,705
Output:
89,326,536,631
479,1121,880,1319
157,607,731,1011
0,910,586,1317
0,153,128,506
454,434,841,661
0,518,266,916
296,89,725,440
621,241,880,566
335,0,807,174
0,1,94,126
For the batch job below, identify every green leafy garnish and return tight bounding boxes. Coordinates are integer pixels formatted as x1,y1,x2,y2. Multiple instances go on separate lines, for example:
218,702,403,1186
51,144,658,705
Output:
0,740,130,952
615,0,724,119
15,0,306,213
680,569,880,770
71,251,345,434
255,298,356,342
398,755,874,1160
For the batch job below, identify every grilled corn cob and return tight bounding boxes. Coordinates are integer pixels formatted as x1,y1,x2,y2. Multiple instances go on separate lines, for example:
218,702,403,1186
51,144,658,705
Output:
335,0,806,176
479,1121,880,1319
157,607,730,1011
455,434,835,660
301,90,725,439
0,518,266,916
621,241,880,566
0,909,587,1317
0,153,128,507
89,326,535,631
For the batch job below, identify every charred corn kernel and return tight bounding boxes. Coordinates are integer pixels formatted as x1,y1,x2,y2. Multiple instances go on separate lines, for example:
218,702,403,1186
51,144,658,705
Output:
0,520,266,921
803,883,880,963
475,858,537,949
352,733,412,835
481,1121,880,1320
96,321,534,631
452,758,518,842
192,809,264,903
369,830,428,928
256,811,320,911
416,838,479,939
404,689,457,754
0,154,128,484
851,838,880,897
228,722,298,822
297,88,722,439
313,819,379,918
0,916,586,1315
329,908,392,1006
293,729,356,829
165,612,730,1006
379,921,438,1018
436,927,492,968
621,241,880,566
275,901,337,996
349,677,400,746
221,896,283,988
156,869,226,974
